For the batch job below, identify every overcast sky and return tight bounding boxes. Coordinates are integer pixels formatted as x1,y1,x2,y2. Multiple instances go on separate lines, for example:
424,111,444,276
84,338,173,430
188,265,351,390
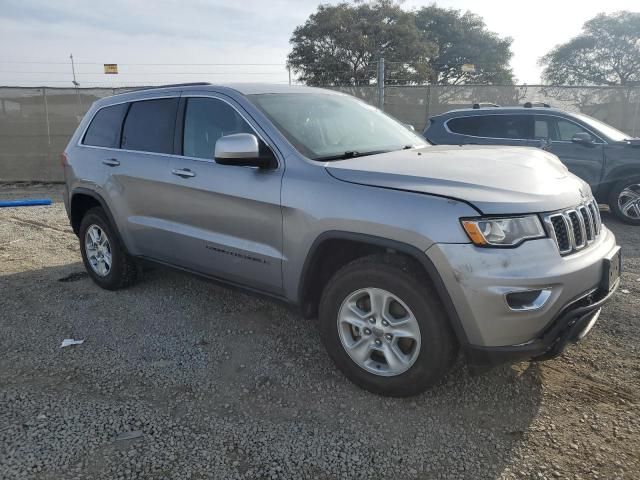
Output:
0,0,638,87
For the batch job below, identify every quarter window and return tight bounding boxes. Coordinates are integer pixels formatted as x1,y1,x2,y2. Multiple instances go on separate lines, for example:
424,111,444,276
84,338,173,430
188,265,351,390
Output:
121,98,179,154
83,103,128,148
183,97,253,160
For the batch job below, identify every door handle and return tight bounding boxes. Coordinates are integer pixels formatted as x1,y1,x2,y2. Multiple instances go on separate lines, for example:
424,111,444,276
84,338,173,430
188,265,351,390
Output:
171,168,196,178
102,158,120,167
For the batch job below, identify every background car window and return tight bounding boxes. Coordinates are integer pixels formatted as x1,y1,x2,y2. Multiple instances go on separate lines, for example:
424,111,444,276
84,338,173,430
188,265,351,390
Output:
83,103,128,148
448,115,529,139
121,98,178,154
534,119,550,139
446,116,482,136
183,98,253,160
556,119,592,142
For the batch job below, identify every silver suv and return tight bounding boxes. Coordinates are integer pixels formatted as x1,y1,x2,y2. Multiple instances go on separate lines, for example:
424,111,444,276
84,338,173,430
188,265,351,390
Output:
63,83,621,396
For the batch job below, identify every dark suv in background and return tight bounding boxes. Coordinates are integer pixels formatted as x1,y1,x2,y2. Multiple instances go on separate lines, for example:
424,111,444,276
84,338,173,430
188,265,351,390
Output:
424,104,640,225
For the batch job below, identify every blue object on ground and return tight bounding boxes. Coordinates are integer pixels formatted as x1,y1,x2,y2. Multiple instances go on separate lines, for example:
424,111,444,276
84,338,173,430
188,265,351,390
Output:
0,199,52,208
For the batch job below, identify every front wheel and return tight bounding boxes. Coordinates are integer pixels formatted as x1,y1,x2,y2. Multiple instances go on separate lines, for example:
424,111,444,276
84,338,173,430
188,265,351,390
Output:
608,179,640,225
318,254,457,397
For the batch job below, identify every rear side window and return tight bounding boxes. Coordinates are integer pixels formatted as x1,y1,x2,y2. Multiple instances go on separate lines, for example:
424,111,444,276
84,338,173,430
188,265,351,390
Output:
83,103,128,148
183,97,253,160
121,98,179,154
447,114,530,140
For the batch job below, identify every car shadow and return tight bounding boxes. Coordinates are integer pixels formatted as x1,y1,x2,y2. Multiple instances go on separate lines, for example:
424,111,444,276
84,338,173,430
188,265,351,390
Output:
1,261,543,478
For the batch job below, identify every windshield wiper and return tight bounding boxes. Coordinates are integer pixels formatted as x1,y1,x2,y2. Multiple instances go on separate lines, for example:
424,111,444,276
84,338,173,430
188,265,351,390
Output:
314,150,391,162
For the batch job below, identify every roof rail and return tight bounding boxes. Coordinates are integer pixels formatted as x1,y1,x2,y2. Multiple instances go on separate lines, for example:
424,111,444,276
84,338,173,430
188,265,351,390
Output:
524,101,551,108
122,82,212,93
472,102,500,109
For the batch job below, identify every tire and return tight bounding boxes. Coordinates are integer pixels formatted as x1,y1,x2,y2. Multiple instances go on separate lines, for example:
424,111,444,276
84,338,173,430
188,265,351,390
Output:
318,254,457,397
78,207,138,290
608,178,640,225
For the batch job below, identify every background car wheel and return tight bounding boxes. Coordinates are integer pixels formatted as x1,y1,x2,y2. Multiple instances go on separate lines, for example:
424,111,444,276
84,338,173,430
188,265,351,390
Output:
79,207,138,290
318,254,457,397
608,179,640,225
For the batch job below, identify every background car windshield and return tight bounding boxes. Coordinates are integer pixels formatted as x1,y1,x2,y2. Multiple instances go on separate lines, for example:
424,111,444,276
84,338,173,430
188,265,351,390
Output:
573,113,630,141
249,93,428,159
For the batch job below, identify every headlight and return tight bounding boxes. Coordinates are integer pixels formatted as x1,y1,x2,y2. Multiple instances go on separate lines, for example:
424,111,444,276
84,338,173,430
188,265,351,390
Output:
460,215,546,247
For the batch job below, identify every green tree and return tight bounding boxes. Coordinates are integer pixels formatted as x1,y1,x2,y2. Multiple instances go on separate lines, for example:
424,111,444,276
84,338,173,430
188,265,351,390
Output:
287,1,431,86
287,1,514,86
414,6,514,85
540,11,640,86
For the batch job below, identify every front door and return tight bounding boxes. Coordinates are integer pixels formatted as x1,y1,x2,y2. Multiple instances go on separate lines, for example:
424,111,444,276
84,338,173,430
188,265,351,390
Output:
163,94,284,294
535,115,605,190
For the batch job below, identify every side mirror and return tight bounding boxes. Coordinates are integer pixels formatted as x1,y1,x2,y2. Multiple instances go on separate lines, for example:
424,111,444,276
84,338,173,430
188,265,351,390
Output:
571,132,594,146
537,138,551,150
214,133,272,168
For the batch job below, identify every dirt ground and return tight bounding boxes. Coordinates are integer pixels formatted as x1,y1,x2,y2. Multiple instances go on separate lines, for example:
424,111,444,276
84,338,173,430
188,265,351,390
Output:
1,183,638,480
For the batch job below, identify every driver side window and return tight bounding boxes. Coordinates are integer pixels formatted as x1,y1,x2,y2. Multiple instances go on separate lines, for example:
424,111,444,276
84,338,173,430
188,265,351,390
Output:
556,119,593,142
536,116,594,142
183,97,254,160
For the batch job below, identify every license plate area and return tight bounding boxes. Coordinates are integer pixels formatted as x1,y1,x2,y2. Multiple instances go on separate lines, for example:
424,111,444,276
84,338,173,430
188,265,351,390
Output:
602,247,622,293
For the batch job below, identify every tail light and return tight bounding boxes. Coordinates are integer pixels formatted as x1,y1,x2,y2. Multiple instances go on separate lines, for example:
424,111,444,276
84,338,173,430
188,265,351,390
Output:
61,152,68,166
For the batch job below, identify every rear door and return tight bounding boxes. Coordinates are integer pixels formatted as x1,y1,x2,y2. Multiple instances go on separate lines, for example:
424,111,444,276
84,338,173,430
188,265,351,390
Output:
444,114,534,147
106,94,180,259
534,115,605,189
164,93,284,294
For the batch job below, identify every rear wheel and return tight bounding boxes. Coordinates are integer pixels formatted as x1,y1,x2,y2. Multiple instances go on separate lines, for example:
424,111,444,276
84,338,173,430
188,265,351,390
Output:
318,254,457,397
609,179,640,225
79,207,138,290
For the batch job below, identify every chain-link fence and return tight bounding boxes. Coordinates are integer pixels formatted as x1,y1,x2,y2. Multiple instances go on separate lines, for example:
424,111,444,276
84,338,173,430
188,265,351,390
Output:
332,84,640,135
2,85,640,181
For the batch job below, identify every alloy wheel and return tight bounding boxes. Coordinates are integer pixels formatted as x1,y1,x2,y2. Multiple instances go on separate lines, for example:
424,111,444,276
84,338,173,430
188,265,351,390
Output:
337,288,421,376
618,183,640,220
84,224,112,277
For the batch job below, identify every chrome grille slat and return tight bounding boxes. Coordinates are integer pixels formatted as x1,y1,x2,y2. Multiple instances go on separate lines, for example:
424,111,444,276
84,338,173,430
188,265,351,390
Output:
580,206,594,242
543,199,602,256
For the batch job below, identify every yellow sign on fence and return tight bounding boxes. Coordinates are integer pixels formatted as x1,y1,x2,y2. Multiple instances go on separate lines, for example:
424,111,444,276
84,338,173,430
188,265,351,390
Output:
103,64,118,74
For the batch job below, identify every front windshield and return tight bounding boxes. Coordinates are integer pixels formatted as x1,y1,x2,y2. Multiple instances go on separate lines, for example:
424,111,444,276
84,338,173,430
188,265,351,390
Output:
573,113,631,142
249,93,428,160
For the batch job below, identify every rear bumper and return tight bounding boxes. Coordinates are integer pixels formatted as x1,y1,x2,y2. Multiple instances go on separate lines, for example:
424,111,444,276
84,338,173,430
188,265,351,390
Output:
464,279,619,367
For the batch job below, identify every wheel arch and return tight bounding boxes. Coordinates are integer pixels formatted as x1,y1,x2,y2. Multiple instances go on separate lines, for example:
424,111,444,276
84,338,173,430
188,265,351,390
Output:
69,188,129,252
596,166,640,202
297,231,470,346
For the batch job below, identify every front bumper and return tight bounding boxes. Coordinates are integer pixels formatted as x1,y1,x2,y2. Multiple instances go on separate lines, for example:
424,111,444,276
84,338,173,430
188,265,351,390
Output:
464,280,618,367
426,225,620,359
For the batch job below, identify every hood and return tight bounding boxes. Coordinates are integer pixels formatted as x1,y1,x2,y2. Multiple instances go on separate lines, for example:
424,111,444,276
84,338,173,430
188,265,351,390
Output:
325,145,590,215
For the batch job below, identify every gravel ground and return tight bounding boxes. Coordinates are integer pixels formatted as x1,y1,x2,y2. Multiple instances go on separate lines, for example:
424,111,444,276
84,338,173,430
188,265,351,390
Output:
0,183,638,480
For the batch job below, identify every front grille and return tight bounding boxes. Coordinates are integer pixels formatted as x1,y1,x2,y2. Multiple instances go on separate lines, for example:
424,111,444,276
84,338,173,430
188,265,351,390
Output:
543,199,601,256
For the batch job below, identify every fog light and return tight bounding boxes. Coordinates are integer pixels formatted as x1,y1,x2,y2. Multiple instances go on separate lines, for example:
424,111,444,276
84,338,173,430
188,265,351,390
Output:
505,289,552,311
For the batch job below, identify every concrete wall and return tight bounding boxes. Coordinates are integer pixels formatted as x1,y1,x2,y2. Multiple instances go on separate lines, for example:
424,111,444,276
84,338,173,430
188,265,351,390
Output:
2,85,639,182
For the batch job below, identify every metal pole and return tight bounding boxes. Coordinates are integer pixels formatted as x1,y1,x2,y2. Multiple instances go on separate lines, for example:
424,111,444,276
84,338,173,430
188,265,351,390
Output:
377,58,385,110
425,84,432,131
288,66,292,86
632,87,640,137
42,87,51,146
70,53,83,117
